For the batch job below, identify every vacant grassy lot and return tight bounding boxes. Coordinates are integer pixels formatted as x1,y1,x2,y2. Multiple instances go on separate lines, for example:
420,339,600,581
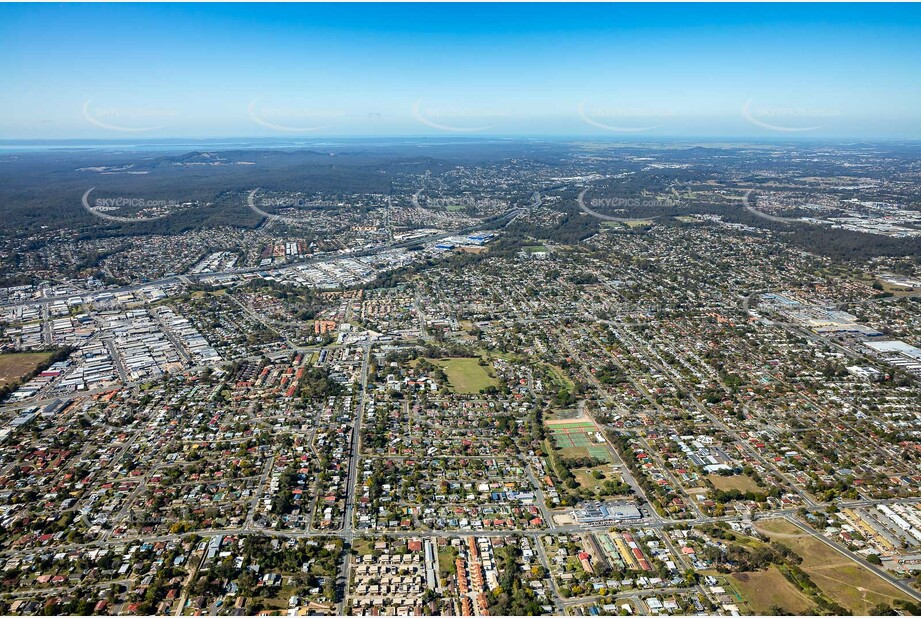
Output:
438,546,459,578
0,352,54,387
572,465,620,493
540,363,575,394
601,219,654,230
624,219,654,228
430,357,497,394
708,473,762,493
732,567,815,615
190,288,227,299
756,519,914,614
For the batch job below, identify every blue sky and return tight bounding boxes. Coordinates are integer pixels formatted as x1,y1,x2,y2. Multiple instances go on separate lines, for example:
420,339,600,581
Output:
1,3,920,139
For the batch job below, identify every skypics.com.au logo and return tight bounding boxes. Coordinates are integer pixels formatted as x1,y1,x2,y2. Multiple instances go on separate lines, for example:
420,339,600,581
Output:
578,102,674,132
247,189,348,225
82,188,183,223
741,99,840,133
577,188,676,222
82,100,177,133
247,98,345,133
411,192,504,210
412,100,508,133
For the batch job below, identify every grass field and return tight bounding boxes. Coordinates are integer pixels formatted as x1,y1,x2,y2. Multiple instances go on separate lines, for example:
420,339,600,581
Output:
572,465,620,493
544,364,575,391
624,219,654,228
430,357,498,394
708,473,762,493
756,519,914,614
190,289,227,299
602,219,654,229
0,352,54,387
438,546,459,579
732,567,815,615
876,279,919,297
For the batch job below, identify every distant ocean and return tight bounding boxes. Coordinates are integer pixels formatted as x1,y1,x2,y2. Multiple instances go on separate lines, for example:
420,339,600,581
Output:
0,137,522,153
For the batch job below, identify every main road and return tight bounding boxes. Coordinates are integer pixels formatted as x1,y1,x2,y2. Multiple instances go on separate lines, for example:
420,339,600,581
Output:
782,515,921,604
336,339,371,614
0,194,525,313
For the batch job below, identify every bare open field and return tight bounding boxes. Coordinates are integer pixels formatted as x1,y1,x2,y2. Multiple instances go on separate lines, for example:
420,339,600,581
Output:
731,567,815,615
756,518,914,614
0,352,54,387
708,473,762,493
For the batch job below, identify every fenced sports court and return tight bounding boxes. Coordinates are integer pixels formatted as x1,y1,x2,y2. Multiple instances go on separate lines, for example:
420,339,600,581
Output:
546,419,610,461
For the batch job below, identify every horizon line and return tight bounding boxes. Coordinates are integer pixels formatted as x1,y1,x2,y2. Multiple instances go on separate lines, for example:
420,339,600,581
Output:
3,134,921,145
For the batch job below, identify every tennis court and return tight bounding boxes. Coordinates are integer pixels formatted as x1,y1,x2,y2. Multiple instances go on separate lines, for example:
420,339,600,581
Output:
546,419,611,461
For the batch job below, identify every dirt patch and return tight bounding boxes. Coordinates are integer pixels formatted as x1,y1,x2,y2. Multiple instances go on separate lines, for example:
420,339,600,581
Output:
0,352,54,387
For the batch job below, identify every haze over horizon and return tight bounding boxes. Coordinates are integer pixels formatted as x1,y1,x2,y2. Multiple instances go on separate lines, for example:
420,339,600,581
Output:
2,2,921,140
